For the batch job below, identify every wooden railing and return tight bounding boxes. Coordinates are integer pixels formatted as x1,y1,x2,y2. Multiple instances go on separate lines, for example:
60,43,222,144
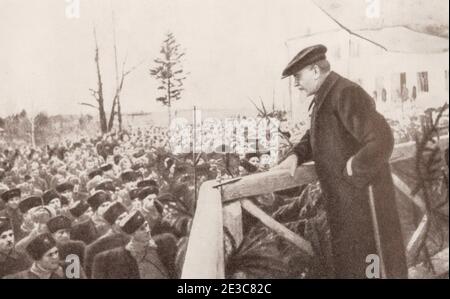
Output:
181,135,449,279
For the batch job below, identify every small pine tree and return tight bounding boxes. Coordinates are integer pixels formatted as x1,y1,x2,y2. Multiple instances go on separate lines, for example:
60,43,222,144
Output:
150,32,187,124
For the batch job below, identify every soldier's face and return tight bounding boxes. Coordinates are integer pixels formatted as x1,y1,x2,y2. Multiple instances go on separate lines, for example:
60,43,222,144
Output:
86,161,94,169
249,157,260,167
32,207,52,224
125,181,136,190
53,229,70,244
85,207,94,218
294,65,319,96
6,196,20,210
38,247,60,271
121,159,132,170
0,229,15,252
48,198,62,211
134,221,151,243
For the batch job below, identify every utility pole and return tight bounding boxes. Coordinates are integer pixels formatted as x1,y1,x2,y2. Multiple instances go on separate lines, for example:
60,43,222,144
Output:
193,106,197,202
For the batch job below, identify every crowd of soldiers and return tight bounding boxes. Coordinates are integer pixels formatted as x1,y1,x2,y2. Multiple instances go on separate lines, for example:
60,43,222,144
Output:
0,124,280,279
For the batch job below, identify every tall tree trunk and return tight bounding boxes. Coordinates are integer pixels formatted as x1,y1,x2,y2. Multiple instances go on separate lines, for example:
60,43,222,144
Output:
30,116,36,148
108,10,119,133
167,78,172,125
94,28,108,134
117,95,123,132
108,96,117,132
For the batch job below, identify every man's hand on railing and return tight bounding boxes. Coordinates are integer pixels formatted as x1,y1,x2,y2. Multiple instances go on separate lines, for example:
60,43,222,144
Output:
271,154,298,177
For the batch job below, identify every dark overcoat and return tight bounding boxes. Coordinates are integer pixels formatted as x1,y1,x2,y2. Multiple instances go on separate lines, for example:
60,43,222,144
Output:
0,249,31,278
58,240,86,265
71,219,100,245
84,232,130,278
4,269,65,279
0,208,26,241
291,71,407,278
91,246,168,279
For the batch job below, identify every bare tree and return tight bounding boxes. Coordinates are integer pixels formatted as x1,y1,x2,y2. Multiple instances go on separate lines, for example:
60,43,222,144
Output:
80,27,108,134
150,32,188,124
107,55,143,132
81,25,142,134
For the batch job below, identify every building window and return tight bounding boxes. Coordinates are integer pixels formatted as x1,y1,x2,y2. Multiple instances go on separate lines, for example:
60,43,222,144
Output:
400,72,407,90
417,72,429,92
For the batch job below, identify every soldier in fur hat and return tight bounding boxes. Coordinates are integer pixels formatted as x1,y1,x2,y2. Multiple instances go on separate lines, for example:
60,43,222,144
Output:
92,211,169,279
0,217,31,278
84,202,130,278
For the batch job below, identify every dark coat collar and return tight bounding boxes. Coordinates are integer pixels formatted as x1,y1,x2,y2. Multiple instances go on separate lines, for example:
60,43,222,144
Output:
312,71,340,113
0,249,20,263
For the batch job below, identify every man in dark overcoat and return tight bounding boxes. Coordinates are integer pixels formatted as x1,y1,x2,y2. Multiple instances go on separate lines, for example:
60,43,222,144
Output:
84,202,130,278
0,217,31,278
92,210,169,279
277,44,407,278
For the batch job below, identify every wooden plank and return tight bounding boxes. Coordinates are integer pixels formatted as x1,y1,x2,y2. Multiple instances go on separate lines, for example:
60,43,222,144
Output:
222,136,448,203
222,163,317,202
392,173,426,211
221,136,448,202
181,181,225,278
390,135,448,163
240,199,314,257
406,215,428,263
223,201,244,247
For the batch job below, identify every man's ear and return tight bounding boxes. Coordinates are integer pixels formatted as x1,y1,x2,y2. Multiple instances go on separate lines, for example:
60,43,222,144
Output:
313,65,321,79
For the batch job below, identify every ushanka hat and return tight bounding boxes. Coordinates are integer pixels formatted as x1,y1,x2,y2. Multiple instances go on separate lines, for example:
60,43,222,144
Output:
69,200,90,218
87,191,110,211
26,233,57,261
119,210,146,235
19,196,44,214
46,215,72,233
56,182,74,193
1,188,21,202
103,202,127,225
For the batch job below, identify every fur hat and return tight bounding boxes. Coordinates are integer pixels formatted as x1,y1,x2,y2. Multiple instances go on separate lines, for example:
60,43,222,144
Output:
137,179,158,189
138,186,159,200
42,190,60,205
46,215,72,233
19,196,44,214
25,233,57,261
55,182,74,193
103,202,127,225
1,188,21,202
95,180,115,192
69,200,90,218
87,191,110,211
119,210,146,235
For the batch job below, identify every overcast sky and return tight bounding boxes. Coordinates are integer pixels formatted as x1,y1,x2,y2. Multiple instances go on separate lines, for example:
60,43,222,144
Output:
0,0,339,117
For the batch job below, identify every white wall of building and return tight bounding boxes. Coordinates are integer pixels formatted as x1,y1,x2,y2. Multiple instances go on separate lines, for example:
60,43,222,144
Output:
286,30,449,123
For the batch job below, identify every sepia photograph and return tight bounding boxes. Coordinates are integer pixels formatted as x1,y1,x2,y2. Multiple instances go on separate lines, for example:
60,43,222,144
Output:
0,0,448,282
